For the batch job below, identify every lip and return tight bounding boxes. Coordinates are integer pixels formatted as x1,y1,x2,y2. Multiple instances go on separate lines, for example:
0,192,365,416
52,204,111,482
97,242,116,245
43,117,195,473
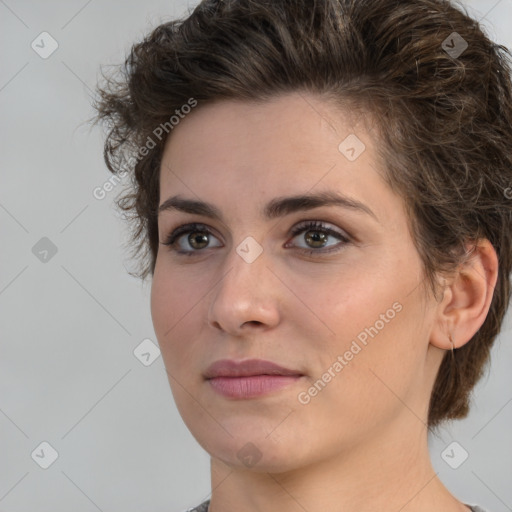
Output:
204,358,303,379
204,358,305,399
207,375,303,399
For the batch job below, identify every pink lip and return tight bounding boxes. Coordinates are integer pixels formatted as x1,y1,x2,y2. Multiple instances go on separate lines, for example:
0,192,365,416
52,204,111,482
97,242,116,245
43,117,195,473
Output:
204,358,303,378
204,358,304,399
208,375,303,399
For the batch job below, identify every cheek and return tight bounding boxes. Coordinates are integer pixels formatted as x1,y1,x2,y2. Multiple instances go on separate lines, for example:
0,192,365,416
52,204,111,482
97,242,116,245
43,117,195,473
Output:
150,260,211,377
150,263,172,339
319,244,424,349
150,262,192,354
302,255,428,411
150,263,219,435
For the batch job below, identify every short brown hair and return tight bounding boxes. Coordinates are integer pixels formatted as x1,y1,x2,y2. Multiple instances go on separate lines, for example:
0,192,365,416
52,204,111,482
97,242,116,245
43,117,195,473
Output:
93,0,512,427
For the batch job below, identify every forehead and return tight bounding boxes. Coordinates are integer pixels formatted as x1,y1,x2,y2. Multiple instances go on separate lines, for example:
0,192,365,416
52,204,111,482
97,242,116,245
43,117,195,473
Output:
160,92,375,178
157,91,401,226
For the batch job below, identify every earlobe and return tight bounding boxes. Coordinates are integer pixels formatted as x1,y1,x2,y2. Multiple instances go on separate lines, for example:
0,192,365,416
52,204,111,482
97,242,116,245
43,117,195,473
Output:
429,239,498,351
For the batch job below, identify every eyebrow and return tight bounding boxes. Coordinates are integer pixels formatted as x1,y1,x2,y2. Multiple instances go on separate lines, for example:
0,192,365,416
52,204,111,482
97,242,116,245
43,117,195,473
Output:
158,190,378,223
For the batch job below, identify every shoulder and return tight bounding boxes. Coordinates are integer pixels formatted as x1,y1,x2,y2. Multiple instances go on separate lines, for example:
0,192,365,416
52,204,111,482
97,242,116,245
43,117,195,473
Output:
181,499,210,512
180,500,488,512
180,502,489,512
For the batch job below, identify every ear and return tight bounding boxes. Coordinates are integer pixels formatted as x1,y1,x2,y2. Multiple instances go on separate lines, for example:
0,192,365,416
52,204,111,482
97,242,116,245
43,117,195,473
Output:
429,239,498,350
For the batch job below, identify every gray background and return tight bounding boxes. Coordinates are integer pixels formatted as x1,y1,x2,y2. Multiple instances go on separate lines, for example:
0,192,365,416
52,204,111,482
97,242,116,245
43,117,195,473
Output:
0,0,511,511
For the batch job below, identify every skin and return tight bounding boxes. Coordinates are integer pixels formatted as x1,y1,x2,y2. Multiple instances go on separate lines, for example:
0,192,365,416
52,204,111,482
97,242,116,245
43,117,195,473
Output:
150,91,498,512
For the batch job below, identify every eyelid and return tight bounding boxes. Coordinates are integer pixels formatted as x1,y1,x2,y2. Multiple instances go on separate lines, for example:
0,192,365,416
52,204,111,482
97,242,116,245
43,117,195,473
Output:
285,220,351,250
163,222,222,247
289,219,349,237
162,219,352,256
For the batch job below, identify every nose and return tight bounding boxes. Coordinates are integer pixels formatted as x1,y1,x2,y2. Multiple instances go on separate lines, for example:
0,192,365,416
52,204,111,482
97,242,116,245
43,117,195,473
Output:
207,244,281,335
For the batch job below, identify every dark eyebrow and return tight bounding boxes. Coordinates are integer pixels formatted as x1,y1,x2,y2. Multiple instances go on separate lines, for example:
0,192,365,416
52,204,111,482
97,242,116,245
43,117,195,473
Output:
157,190,378,222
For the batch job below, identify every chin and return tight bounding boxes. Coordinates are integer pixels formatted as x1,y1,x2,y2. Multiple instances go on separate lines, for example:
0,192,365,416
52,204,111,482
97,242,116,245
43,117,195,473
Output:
194,427,302,472
216,446,302,474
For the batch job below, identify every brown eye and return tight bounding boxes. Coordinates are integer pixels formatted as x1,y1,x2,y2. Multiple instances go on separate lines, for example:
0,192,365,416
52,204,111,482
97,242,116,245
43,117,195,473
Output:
304,230,329,248
163,223,222,254
188,231,209,250
287,220,350,255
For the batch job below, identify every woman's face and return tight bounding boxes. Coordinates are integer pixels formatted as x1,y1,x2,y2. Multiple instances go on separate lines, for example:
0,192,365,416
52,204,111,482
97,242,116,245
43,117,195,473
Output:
151,91,442,471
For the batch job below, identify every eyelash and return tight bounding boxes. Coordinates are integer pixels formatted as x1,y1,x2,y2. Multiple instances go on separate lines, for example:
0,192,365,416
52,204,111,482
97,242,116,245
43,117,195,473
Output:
162,220,351,257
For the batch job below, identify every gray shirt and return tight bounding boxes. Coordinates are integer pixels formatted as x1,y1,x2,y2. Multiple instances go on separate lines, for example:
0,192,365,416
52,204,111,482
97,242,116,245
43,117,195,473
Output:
184,500,489,511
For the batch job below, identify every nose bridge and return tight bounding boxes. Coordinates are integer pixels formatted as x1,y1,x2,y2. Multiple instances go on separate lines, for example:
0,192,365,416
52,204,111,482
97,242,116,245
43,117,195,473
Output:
208,236,279,331
219,236,269,301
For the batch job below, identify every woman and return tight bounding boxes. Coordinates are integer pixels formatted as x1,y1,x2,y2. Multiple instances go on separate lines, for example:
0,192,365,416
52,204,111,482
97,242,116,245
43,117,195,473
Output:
94,0,512,510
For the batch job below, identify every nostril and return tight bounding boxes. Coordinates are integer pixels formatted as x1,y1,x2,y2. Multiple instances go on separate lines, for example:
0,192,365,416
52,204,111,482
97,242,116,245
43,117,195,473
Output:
211,321,223,330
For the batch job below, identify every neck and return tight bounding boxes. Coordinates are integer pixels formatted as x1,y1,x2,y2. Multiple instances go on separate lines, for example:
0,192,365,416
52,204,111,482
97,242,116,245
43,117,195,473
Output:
207,415,467,512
